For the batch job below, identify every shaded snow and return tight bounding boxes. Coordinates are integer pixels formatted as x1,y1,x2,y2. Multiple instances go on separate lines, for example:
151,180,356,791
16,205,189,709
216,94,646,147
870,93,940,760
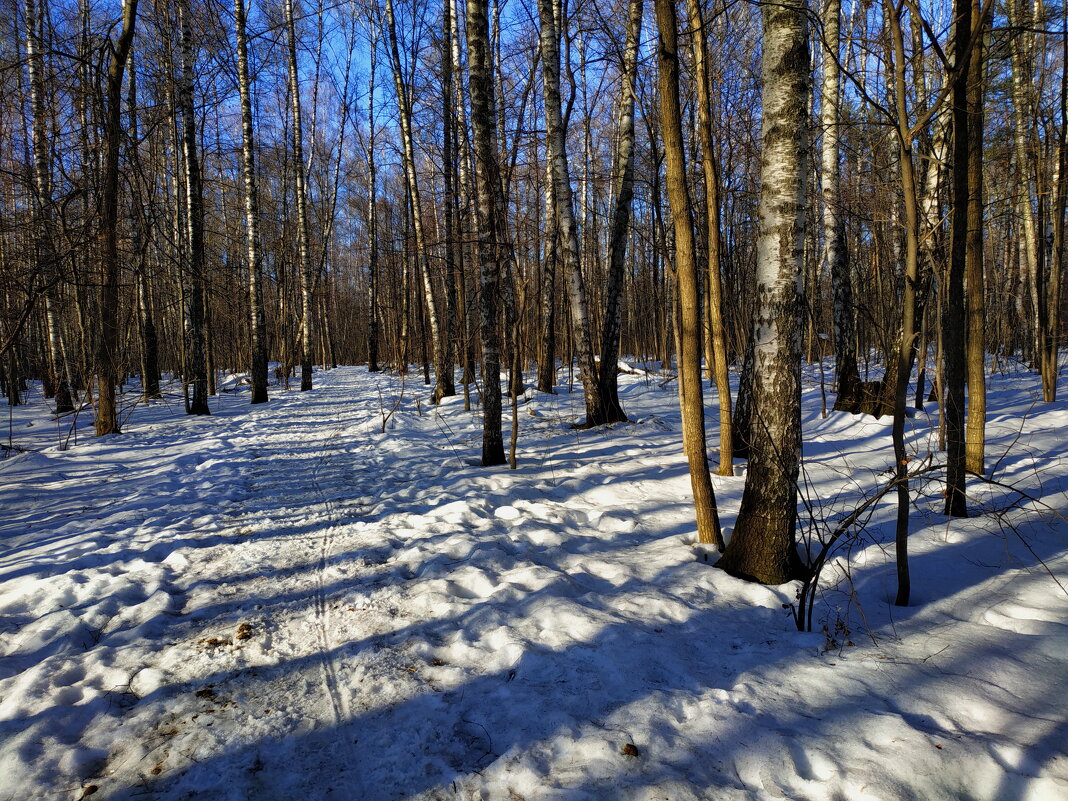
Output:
0,363,1066,800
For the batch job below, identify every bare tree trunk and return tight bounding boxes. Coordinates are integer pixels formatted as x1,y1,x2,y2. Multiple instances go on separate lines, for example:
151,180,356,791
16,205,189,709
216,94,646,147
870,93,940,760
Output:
24,0,73,414
717,0,809,583
466,0,507,465
654,0,723,550
285,0,315,392
597,0,642,424
536,0,606,426
366,19,381,373
385,0,453,403
945,0,972,517
127,54,160,401
235,0,268,404
442,0,460,397
687,0,733,474
886,3,924,605
821,0,861,413
964,0,986,475
96,0,138,435
177,0,209,415
1049,1,1067,402
537,162,558,393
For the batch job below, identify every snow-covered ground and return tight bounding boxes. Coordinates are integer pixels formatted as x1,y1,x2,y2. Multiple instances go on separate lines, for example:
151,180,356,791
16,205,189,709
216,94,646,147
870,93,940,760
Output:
1,363,1066,801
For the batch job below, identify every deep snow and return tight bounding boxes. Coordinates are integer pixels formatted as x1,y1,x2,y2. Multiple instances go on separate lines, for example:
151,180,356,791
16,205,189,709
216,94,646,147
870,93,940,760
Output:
0,363,1066,801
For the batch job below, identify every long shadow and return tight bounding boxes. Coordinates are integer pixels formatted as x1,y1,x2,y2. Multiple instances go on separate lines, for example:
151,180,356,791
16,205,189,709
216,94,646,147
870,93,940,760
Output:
98,546,1068,801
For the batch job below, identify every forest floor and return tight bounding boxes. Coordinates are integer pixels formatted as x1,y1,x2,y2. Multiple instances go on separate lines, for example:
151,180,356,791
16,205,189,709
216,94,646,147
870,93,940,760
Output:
1,361,1066,801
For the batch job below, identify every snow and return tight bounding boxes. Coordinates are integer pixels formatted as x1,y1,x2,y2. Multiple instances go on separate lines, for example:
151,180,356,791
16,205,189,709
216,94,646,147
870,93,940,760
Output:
1,363,1066,801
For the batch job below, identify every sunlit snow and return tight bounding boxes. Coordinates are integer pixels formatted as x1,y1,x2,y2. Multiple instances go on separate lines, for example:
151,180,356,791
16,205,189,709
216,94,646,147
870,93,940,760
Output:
1,362,1065,800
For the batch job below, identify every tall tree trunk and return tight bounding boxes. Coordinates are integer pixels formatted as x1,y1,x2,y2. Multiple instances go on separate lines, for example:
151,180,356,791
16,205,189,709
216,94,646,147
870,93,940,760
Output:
964,0,986,475
1049,0,1067,402
443,0,460,397
178,0,209,415
367,21,381,373
886,3,924,606
717,0,809,583
654,0,723,550
236,0,268,404
945,0,972,517
24,0,73,414
127,54,160,401
821,0,861,413
597,0,642,424
385,0,453,403
466,0,507,465
537,161,558,393
536,0,608,426
96,0,138,435
687,0,733,474
285,0,315,392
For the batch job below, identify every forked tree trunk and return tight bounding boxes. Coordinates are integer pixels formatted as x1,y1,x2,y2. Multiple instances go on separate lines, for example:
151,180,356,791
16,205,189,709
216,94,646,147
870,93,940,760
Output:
654,0,723,549
96,0,138,435
235,0,268,404
886,3,925,606
717,0,809,583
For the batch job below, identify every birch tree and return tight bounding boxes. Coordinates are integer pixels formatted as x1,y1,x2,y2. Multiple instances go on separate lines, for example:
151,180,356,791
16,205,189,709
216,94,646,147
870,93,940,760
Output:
235,0,268,404
820,0,861,414
177,0,209,415
24,0,73,414
384,0,454,403
717,0,809,583
536,0,620,426
597,0,643,425
285,0,315,392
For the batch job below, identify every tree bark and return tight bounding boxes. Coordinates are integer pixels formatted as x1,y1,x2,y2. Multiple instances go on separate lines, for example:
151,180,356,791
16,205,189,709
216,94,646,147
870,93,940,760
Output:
536,0,611,426
385,0,454,403
24,0,73,414
964,0,986,475
686,0,733,474
945,0,972,517
285,0,315,392
95,0,138,435
466,0,508,465
717,0,809,583
235,0,268,404
821,0,861,414
598,0,643,425
178,0,209,416
654,0,723,549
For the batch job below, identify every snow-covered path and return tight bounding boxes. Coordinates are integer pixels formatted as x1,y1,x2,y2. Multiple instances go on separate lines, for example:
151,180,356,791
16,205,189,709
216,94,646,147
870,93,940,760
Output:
1,366,1066,801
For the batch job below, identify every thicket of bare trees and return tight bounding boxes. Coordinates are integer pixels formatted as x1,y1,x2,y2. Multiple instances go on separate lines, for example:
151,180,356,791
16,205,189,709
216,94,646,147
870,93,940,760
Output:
1,0,1065,584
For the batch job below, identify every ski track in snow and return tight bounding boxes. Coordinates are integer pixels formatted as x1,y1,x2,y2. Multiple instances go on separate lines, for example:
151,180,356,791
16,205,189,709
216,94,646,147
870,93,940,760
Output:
0,364,1066,801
